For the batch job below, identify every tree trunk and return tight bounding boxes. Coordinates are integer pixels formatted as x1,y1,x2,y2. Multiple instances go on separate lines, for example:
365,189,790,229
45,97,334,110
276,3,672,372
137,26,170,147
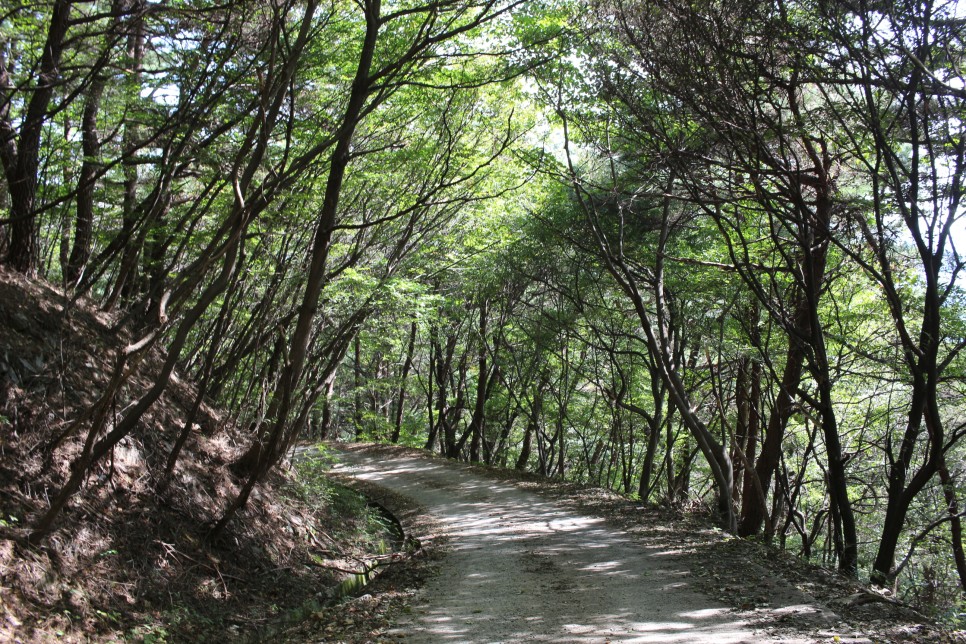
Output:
939,457,966,592
354,334,364,439
740,298,807,537
391,320,417,443
516,376,545,471
739,358,762,524
1,0,73,274
569,157,737,530
444,355,467,458
804,150,857,575
214,0,367,535
638,406,662,502
468,301,488,463
515,421,534,471
65,0,130,284
65,71,106,285
318,373,337,440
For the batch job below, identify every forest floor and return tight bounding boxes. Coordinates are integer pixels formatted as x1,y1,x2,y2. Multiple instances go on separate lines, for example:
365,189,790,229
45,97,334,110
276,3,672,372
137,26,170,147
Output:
281,443,966,644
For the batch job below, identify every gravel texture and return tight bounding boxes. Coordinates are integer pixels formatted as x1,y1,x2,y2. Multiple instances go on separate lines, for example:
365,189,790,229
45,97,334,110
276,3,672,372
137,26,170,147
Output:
329,444,830,643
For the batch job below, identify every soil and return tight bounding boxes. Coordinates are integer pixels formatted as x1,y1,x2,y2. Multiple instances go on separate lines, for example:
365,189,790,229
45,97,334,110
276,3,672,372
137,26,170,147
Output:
285,443,966,644
0,267,402,642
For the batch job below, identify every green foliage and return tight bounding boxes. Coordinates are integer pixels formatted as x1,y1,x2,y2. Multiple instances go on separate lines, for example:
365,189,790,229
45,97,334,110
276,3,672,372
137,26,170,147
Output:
288,450,337,510
6,0,966,622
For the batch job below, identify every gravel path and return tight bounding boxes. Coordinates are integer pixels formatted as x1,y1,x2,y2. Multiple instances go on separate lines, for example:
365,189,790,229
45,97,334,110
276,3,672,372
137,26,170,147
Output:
330,446,823,643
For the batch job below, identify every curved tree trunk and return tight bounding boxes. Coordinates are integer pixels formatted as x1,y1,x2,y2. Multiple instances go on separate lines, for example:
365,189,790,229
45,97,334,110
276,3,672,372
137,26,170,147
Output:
215,0,376,536
565,150,737,530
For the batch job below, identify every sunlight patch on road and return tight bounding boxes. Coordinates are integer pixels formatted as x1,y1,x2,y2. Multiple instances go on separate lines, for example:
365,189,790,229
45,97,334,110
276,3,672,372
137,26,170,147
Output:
334,447,798,644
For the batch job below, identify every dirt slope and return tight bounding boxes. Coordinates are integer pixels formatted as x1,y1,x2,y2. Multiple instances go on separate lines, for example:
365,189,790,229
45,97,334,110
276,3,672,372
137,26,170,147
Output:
0,268,385,642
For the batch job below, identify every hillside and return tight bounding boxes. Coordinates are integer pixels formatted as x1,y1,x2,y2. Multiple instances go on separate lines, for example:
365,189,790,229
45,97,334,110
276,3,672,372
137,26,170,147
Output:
0,268,402,642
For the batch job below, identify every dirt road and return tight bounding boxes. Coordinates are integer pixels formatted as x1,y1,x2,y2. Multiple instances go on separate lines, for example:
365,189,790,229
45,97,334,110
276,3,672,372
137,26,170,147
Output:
330,445,830,643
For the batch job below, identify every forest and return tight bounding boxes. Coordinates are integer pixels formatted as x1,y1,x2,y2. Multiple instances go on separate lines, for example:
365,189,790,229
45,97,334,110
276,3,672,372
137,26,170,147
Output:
1,0,965,627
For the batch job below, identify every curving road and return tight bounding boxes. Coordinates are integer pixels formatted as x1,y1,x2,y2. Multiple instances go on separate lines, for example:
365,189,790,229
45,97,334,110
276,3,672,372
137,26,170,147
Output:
330,445,823,643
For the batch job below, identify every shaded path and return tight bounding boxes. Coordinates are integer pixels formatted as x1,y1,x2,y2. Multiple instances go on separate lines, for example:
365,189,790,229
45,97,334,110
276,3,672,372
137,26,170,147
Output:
330,445,820,643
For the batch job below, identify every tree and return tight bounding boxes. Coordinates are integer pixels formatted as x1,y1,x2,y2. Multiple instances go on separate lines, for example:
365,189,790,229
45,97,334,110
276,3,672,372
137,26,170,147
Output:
814,0,966,585
1,0,75,273
215,0,530,533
